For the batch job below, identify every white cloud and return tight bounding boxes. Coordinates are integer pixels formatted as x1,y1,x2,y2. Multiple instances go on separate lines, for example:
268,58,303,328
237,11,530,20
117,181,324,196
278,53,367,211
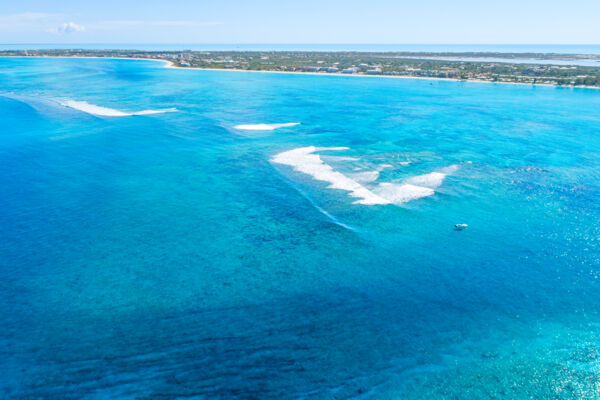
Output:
55,22,85,34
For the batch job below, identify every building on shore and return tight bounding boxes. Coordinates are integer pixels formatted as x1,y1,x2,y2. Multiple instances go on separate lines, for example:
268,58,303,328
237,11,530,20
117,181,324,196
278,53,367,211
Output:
342,67,359,74
366,68,382,75
302,66,320,72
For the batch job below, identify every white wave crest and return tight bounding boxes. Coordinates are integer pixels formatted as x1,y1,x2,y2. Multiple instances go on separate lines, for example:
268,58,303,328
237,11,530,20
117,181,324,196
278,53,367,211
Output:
321,155,360,162
372,183,435,203
272,147,390,205
234,123,300,131
375,165,457,202
405,172,447,188
405,165,459,188
351,170,381,184
273,146,459,206
60,100,177,117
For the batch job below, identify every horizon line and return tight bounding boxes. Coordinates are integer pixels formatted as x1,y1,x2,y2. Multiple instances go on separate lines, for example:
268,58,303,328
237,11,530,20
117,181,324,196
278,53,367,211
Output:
2,42,600,46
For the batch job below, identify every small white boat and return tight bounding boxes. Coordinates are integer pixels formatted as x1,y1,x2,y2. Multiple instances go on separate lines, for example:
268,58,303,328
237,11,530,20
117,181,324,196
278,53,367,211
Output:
454,223,468,230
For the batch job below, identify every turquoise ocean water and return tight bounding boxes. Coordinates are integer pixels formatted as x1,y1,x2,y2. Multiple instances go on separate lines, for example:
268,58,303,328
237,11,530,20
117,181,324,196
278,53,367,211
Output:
1,57,600,399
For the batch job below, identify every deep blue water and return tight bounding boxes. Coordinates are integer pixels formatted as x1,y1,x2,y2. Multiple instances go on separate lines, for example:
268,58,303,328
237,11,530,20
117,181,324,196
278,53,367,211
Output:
1,57,600,399
2,43,600,54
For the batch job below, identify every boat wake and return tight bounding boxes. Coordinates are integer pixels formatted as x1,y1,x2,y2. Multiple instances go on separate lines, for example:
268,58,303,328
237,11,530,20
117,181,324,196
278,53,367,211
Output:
234,123,300,131
272,146,458,206
60,100,177,117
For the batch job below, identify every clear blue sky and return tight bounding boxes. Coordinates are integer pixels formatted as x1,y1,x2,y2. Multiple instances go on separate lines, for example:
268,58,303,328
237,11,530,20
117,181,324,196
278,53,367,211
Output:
1,0,599,44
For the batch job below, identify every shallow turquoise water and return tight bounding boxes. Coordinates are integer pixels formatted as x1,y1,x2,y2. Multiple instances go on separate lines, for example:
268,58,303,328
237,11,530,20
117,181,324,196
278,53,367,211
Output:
1,57,600,399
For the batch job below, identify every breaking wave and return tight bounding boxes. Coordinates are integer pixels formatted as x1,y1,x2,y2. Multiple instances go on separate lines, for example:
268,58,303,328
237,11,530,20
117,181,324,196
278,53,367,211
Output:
404,165,459,188
60,100,177,117
272,146,458,206
272,147,390,205
372,183,435,203
234,123,300,131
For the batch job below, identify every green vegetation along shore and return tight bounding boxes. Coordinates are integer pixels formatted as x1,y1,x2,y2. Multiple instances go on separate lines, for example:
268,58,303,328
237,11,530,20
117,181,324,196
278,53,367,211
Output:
3,49,600,87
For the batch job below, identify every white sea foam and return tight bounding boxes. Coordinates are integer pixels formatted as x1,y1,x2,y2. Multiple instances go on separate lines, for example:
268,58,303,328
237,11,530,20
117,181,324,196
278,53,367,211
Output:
374,165,458,203
405,165,459,188
60,100,177,117
405,172,447,188
351,170,380,183
272,147,390,205
234,123,300,131
373,183,435,203
321,155,360,162
273,146,459,206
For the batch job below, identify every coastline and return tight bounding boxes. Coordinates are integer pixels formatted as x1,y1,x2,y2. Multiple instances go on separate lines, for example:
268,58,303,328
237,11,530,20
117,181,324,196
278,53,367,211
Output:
163,61,600,89
2,55,599,90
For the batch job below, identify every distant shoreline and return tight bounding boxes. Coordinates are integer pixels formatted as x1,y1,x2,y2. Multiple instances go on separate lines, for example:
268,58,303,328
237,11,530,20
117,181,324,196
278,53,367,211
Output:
2,55,599,90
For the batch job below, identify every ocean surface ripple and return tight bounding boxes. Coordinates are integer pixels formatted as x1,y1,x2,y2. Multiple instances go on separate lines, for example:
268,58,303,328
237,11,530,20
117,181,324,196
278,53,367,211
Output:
1,56,600,399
